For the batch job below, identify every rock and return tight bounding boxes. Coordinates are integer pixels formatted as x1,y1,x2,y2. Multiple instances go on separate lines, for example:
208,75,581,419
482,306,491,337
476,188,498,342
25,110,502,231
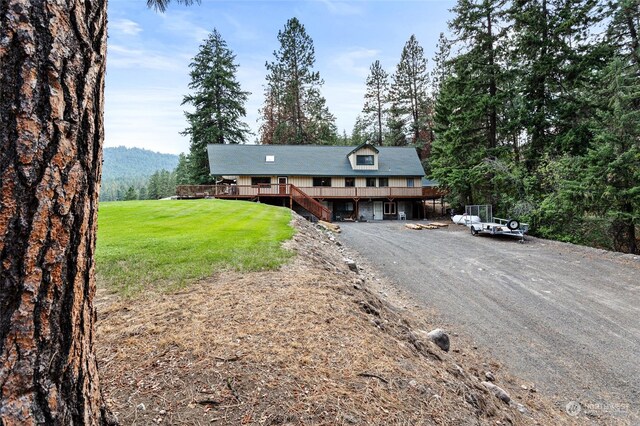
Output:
451,364,466,378
427,328,450,352
481,381,511,404
344,258,358,272
136,403,146,411
342,414,358,424
516,403,528,414
485,371,496,382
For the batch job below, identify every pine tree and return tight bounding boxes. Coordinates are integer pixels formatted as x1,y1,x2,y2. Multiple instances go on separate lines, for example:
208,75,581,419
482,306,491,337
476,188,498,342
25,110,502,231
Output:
175,153,191,185
124,186,137,201
431,59,490,207
260,17,337,144
362,60,389,145
431,33,452,97
389,35,431,146
578,0,640,253
148,172,160,200
605,0,639,68
385,104,407,146
182,29,250,183
584,60,640,253
450,0,508,151
139,186,148,200
430,0,511,207
509,0,602,164
351,115,371,145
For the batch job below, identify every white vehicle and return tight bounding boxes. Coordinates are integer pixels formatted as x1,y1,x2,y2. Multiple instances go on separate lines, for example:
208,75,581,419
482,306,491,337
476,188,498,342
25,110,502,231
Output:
455,205,529,241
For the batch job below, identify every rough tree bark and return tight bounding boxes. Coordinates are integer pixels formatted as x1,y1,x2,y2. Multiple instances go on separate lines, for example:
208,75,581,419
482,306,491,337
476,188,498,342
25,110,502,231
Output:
0,0,114,424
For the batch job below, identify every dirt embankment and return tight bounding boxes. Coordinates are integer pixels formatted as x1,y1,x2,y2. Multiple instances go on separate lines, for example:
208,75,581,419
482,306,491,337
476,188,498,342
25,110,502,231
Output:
96,215,574,425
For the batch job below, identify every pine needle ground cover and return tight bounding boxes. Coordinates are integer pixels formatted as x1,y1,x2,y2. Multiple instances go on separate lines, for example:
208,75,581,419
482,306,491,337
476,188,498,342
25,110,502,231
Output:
96,199,294,295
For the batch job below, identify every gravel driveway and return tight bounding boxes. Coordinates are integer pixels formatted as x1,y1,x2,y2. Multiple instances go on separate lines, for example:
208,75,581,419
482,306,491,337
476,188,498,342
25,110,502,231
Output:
339,221,640,423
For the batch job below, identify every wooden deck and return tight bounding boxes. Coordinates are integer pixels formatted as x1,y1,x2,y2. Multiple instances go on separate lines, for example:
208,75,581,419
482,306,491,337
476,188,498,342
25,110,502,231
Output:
176,184,447,222
176,184,443,200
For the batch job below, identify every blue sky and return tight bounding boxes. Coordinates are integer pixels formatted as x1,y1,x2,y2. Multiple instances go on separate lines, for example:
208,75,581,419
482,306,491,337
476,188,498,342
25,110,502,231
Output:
105,0,455,154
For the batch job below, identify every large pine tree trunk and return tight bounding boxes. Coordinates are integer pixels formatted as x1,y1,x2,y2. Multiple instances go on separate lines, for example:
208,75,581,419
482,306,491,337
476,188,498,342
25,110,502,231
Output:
0,1,113,424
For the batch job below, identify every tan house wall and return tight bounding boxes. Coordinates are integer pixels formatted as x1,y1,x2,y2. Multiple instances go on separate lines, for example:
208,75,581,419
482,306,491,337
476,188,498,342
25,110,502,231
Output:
236,175,419,188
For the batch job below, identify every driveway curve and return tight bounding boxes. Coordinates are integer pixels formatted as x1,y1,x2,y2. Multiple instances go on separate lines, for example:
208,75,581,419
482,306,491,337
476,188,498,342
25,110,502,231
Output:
339,221,640,423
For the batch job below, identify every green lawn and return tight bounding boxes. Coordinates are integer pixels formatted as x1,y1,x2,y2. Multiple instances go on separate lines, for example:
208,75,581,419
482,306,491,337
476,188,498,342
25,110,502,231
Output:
96,199,295,296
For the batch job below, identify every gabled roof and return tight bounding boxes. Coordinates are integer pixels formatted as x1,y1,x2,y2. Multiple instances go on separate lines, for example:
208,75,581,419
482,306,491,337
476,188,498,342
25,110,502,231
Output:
207,144,425,177
348,142,379,156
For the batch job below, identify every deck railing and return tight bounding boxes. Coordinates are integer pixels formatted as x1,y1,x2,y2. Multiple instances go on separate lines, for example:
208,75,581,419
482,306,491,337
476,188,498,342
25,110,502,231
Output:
176,184,426,199
289,185,332,222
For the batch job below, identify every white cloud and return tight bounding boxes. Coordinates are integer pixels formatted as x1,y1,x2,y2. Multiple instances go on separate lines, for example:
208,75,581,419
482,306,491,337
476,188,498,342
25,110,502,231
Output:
110,18,142,36
224,13,260,41
330,47,379,79
107,44,189,71
320,0,363,16
158,11,210,44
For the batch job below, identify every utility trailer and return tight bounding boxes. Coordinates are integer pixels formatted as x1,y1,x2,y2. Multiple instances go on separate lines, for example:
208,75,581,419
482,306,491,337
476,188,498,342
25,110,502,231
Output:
455,205,529,241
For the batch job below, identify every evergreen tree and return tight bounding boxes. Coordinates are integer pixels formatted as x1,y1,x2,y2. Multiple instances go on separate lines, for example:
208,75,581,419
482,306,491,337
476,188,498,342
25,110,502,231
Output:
431,59,490,207
175,153,191,185
509,0,602,165
139,186,148,200
605,0,639,68
385,104,407,146
431,33,452,97
124,186,137,201
450,0,508,150
260,17,337,144
148,172,160,200
584,60,639,253
182,29,250,183
577,0,640,253
351,115,371,145
389,35,431,146
362,60,389,145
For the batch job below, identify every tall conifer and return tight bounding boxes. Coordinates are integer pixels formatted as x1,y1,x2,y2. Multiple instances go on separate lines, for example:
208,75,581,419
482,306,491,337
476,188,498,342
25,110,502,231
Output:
182,29,250,183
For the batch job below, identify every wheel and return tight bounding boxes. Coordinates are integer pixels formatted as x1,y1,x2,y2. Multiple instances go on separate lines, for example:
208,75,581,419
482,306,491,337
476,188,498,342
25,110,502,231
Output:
470,226,478,236
507,219,520,230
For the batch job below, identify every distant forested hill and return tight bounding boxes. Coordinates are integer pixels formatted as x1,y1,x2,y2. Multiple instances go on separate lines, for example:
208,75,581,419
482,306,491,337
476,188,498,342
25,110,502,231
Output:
103,146,179,180
101,146,180,201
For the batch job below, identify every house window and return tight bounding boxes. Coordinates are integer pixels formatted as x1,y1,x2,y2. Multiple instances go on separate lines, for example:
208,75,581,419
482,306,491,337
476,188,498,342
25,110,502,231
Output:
345,177,355,187
407,178,414,187
366,177,376,187
344,202,354,211
251,177,271,187
356,155,375,166
378,178,388,187
312,177,332,187
384,202,396,215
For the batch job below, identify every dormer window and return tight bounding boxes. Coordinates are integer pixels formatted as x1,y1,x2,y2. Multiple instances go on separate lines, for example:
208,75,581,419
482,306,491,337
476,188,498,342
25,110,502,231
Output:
348,142,379,170
265,155,275,162
356,155,375,165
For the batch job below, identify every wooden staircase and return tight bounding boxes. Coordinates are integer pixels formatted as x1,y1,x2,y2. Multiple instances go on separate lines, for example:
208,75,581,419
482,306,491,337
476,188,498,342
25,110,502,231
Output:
289,184,332,222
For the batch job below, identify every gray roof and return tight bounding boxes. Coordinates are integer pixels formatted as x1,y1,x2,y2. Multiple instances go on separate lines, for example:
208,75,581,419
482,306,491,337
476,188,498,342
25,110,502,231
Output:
207,144,425,177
